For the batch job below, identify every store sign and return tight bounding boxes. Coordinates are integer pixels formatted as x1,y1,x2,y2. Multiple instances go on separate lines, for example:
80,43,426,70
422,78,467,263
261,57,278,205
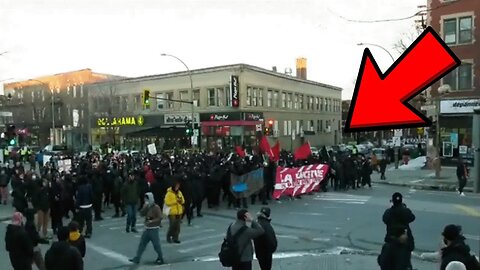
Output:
230,75,239,107
440,99,480,114
243,112,263,121
96,116,144,127
200,112,241,122
164,113,199,125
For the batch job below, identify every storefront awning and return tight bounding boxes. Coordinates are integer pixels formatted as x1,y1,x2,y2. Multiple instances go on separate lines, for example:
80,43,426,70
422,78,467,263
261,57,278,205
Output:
200,120,262,127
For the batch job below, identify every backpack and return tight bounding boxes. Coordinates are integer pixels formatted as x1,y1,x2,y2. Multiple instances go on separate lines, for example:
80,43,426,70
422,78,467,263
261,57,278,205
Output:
466,255,480,270
218,224,248,267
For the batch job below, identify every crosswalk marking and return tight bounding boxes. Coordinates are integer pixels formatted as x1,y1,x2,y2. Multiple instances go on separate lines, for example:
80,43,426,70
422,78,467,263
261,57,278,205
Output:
313,193,370,205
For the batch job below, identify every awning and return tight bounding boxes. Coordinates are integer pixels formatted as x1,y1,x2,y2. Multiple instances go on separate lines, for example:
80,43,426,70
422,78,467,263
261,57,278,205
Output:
124,126,187,137
200,120,262,127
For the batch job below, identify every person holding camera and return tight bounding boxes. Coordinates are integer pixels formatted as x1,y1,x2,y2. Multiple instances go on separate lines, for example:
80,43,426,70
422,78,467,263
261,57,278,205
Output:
382,192,416,269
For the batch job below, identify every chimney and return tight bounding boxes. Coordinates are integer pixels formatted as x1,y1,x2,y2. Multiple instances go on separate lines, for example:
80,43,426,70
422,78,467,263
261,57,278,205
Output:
296,57,307,80
272,66,277,72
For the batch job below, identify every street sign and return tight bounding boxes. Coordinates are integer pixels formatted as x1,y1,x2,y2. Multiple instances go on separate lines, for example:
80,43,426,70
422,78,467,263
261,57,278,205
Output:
392,136,401,147
255,124,262,132
421,104,436,111
394,129,403,137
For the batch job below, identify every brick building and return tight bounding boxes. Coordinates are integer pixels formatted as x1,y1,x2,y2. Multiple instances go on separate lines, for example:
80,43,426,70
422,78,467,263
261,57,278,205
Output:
427,0,479,159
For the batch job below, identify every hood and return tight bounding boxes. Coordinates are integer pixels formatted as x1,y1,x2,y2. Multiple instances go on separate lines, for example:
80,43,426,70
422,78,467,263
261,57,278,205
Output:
257,212,271,222
145,192,155,206
69,231,81,242
443,238,471,256
6,224,23,234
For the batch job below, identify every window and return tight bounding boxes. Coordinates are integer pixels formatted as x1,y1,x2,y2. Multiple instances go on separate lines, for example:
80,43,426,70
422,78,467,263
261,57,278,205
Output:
193,89,200,107
299,95,304,109
73,85,77,98
294,94,298,109
296,120,300,134
225,86,231,106
32,109,36,121
287,93,292,109
114,96,121,112
443,62,473,90
156,93,164,109
281,92,286,108
31,91,34,103
67,86,71,96
258,88,263,107
287,120,292,136
315,97,320,110
41,90,45,102
267,90,272,107
246,87,252,106
252,88,257,106
133,95,141,111
208,88,217,106
329,99,332,111
308,96,314,110
80,85,84,98
57,107,61,120
273,91,279,108
122,96,129,111
309,120,314,131
67,105,71,118
283,120,288,136
320,98,324,111
180,90,189,108
218,87,225,107
443,16,473,45
165,92,174,109
317,120,320,131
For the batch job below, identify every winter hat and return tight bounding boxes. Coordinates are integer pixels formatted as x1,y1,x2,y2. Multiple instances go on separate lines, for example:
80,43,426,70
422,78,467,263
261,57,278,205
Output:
391,192,403,205
144,192,155,206
442,224,462,241
11,212,23,226
259,207,271,218
446,261,467,270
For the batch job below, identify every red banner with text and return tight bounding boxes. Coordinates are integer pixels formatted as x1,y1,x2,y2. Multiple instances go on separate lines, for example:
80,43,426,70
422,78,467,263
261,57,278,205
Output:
273,164,329,199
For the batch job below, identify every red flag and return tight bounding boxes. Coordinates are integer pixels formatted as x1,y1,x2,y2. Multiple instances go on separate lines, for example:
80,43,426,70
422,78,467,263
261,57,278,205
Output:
271,141,280,162
259,136,273,158
294,142,312,161
235,146,246,158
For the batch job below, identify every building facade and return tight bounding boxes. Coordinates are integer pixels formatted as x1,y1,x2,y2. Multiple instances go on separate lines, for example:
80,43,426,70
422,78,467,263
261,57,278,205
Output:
427,0,479,159
87,63,342,151
3,69,119,149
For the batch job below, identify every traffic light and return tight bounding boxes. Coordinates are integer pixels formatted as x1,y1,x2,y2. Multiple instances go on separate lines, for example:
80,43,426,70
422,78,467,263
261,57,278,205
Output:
142,89,150,107
185,120,192,136
264,119,274,136
6,125,16,146
263,126,271,136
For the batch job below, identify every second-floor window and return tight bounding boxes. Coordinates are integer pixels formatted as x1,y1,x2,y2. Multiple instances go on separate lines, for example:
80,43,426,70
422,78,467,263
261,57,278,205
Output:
443,16,473,45
180,90,189,108
299,94,303,109
193,89,200,107
208,88,217,106
257,88,263,107
246,87,252,106
156,93,164,109
287,93,292,109
133,95,141,111
294,94,298,109
443,62,473,91
281,92,286,108
273,91,278,108
267,90,272,107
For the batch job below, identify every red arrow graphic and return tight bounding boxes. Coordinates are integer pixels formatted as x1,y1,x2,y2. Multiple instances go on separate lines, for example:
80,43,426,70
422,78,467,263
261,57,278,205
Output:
344,26,460,132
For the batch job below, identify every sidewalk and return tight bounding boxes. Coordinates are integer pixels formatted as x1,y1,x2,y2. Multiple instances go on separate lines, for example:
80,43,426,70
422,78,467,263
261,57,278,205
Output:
372,165,475,192
138,254,438,270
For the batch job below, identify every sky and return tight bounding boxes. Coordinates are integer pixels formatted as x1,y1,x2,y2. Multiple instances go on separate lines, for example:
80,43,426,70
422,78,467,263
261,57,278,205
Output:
0,0,425,99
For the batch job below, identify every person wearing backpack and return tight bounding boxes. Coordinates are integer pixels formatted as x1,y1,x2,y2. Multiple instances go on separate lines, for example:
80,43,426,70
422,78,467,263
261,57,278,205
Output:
219,209,264,270
440,224,480,270
253,207,277,270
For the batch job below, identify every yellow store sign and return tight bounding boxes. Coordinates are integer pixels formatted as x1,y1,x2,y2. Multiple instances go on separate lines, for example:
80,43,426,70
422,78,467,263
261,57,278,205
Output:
97,116,144,127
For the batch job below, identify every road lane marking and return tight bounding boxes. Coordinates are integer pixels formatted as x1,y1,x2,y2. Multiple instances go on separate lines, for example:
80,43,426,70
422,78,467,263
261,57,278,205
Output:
464,234,480,241
454,205,480,218
288,212,324,216
176,233,224,245
87,242,131,264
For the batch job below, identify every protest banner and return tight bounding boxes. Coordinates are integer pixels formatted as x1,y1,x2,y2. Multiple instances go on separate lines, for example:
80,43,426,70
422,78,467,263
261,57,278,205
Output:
58,159,72,172
230,168,264,198
273,164,329,199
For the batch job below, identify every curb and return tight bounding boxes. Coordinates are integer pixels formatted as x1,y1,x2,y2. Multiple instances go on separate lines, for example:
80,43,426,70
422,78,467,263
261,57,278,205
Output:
372,180,474,193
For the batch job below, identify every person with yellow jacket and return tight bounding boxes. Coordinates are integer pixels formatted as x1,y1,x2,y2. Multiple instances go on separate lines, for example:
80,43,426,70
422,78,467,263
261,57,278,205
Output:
164,181,185,244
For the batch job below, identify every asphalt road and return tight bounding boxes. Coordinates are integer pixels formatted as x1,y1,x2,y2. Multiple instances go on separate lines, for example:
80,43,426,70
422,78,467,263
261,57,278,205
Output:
1,184,479,270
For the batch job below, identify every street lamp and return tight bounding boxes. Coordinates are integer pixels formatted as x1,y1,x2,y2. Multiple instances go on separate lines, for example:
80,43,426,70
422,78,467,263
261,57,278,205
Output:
160,53,196,148
357,42,398,165
29,79,55,145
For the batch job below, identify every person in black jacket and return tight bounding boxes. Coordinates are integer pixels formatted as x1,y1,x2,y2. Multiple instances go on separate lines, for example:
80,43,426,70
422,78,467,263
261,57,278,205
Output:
75,176,93,238
456,159,468,196
5,212,34,270
440,224,480,270
383,192,416,268
44,226,83,270
24,208,46,270
253,207,277,270
378,225,412,270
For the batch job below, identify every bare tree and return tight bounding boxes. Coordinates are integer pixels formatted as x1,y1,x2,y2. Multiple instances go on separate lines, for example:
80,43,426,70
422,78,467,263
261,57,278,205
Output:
393,24,423,55
90,81,120,147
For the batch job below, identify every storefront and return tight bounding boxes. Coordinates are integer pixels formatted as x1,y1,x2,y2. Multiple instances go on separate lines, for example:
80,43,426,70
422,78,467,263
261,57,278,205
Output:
200,112,264,151
439,99,479,164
